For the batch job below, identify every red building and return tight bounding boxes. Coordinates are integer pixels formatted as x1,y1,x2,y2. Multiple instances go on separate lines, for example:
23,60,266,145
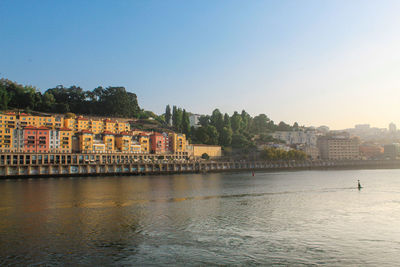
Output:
24,126,50,153
150,132,167,154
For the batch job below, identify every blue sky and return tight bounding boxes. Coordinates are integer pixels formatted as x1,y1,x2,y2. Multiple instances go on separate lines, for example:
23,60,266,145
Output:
1,0,400,129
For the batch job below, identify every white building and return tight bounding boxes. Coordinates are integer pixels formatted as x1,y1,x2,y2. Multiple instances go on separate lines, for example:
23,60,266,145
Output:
272,131,318,146
49,130,60,152
12,129,24,152
189,114,202,128
389,123,397,133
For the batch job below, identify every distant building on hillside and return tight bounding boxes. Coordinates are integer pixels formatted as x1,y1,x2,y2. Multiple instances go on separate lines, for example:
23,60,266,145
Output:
316,125,330,134
272,131,318,146
317,136,360,160
389,123,397,133
383,144,400,159
189,114,201,128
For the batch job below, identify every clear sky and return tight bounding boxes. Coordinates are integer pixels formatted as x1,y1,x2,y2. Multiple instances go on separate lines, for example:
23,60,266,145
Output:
1,0,400,130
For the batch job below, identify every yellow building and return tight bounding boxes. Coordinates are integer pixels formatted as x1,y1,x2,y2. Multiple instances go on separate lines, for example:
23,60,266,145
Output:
59,128,73,153
0,127,12,152
64,118,77,132
130,142,141,153
115,121,130,133
18,113,64,129
102,132,115,152
191,144,222,158
93,142,106,152
90,119,103,134
116,132,132,152
103,119,116,133
169,133,187,153
0,112,17,130
0,113,16,152
77,117,90,131
78,130,94,152
138,134,150,153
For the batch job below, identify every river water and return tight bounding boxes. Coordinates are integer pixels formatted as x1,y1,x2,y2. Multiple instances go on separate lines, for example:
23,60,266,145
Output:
1,169,400,266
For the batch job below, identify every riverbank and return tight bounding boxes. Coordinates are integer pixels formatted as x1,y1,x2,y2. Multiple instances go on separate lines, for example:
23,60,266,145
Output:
2,159,400,179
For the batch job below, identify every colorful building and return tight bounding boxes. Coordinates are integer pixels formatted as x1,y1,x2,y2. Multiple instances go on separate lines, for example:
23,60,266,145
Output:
116,132,132,152
0,127,12,152
49,129,60,152
12,129,24,152
19,113,64,129
139,134,150,153
150,132,167,154
0,112,17,130
59,128,73,153
169,133,186,153
102,131,115,152
78,130,94,152
23,126,50,153
90,119,103,134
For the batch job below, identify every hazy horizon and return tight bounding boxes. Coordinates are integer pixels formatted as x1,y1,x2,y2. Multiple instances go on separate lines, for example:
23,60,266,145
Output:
1,0,400,130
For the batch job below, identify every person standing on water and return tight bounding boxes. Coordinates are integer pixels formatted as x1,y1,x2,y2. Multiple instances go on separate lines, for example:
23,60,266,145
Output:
358,180,362,190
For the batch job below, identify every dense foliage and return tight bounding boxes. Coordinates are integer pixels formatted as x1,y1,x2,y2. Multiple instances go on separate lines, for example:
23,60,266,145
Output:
165,105,300,159
0,79,140,117
259,147,307,160
187,108,297,149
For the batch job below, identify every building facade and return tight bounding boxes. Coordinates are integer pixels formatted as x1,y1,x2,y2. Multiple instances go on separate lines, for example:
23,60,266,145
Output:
317,136,360,160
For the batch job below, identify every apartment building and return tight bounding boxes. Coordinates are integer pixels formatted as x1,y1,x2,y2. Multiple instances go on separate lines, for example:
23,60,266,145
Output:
317,136,360,160
23,126,50,153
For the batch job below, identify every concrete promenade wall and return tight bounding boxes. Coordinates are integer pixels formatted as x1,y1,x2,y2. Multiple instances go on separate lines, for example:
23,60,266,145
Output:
1,153,400,178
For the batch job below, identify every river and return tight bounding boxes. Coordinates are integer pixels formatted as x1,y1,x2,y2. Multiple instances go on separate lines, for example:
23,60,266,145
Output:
1,169,400,266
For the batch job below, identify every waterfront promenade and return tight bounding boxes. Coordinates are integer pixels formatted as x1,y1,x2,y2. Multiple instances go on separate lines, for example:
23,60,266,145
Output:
1,152,400,178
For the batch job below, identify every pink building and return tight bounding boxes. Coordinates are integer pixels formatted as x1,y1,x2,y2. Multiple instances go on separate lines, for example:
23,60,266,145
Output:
24,126,50,153
150,132,167,154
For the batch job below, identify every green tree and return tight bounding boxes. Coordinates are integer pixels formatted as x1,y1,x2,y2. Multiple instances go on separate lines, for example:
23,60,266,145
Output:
0,87,10,110
206,125,219,145
165,105,171,125
198,115,210,127
231,112,242,133
195,126,210,144
172,106,178,128
220,126,233,146
223,113,231,128
210,109,224,132
182,109,191,136
231,133,250,148
252,114,270,133
40,92,56,111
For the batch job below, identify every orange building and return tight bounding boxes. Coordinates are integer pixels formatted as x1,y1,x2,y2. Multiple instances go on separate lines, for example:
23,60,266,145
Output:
102,131,115,151
78,130,94,152
59,128,73,153
139,133,150,153
116,132,132,152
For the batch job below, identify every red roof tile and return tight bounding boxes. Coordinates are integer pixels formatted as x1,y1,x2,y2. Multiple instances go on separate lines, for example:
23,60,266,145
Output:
102,131,115,135
60,127,72,131
80,130,93,134
24,125,37,130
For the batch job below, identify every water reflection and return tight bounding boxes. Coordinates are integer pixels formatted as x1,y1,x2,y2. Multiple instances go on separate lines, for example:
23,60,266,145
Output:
1,170,400,265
